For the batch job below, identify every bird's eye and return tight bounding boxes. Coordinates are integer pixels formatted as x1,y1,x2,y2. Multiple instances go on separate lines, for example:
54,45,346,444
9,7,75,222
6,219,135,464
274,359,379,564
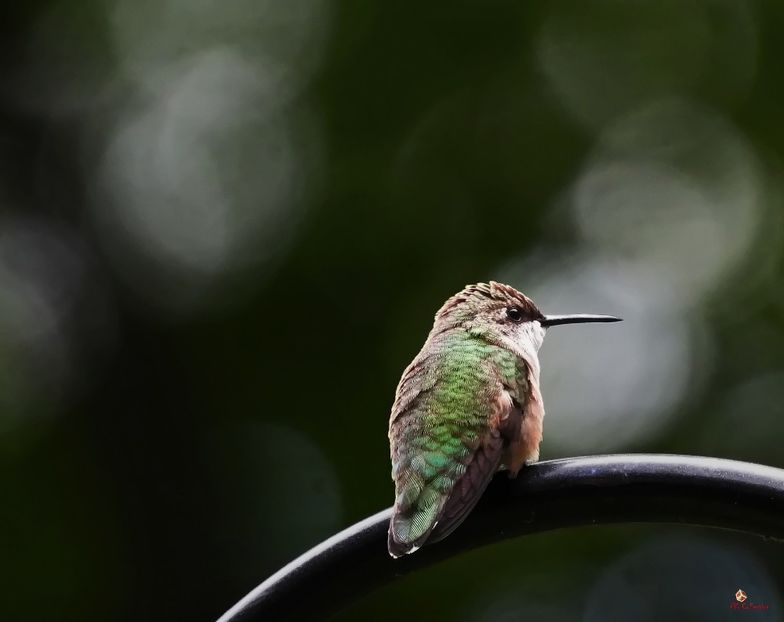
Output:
506,307,523,322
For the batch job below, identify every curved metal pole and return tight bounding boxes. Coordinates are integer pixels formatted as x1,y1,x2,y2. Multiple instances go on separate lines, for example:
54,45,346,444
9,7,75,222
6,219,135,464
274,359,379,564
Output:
218,454,784,622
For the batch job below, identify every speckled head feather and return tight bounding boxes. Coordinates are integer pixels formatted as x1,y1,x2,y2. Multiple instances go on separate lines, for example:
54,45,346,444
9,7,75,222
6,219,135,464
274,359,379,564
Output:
435,281,543,324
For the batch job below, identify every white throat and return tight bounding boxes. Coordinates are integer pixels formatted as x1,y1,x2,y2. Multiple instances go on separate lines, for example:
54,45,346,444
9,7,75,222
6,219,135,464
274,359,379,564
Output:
503,320,545,383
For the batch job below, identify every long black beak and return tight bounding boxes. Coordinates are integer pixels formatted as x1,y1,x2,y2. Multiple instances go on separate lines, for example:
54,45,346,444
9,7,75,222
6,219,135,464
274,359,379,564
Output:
540,314,622,327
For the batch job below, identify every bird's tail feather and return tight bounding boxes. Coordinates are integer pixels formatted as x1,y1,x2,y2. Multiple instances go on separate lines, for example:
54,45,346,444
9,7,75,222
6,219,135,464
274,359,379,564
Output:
387,496,444,558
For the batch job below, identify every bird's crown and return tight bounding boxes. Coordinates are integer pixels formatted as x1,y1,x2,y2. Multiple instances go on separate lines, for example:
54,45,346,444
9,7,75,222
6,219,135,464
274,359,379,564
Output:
435,281,541,322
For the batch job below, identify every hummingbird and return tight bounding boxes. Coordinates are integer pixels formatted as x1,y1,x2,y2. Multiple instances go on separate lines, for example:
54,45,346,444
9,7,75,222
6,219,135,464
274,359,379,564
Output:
387,281,621,557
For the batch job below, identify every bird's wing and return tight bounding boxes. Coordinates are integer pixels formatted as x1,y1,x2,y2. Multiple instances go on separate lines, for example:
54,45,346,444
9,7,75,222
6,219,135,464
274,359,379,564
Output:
427,396,521,545
388,341,524,557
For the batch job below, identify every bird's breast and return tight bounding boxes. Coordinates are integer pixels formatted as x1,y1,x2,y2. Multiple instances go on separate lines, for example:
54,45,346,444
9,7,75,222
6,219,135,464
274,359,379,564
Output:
504,372,544,475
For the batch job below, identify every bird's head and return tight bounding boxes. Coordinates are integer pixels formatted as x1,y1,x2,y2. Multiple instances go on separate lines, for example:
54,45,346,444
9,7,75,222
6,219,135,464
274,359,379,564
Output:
434,281,621,367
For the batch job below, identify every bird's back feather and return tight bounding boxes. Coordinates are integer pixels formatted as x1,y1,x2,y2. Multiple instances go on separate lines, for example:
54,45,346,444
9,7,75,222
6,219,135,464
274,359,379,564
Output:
388,331,526,557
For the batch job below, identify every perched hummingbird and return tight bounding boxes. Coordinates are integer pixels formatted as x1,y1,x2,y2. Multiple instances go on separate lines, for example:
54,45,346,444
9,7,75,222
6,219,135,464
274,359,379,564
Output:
387,281,621,557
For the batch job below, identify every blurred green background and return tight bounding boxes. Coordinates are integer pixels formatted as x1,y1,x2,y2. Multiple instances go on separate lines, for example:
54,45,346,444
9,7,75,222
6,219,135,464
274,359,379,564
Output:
2,0,784,620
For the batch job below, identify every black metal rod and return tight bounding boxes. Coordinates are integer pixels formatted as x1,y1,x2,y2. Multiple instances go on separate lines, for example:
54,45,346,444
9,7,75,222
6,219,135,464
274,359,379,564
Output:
217,454,784,622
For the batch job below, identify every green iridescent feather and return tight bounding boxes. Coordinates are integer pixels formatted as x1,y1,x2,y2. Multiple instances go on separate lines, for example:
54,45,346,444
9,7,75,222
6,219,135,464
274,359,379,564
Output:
388,329,526,554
